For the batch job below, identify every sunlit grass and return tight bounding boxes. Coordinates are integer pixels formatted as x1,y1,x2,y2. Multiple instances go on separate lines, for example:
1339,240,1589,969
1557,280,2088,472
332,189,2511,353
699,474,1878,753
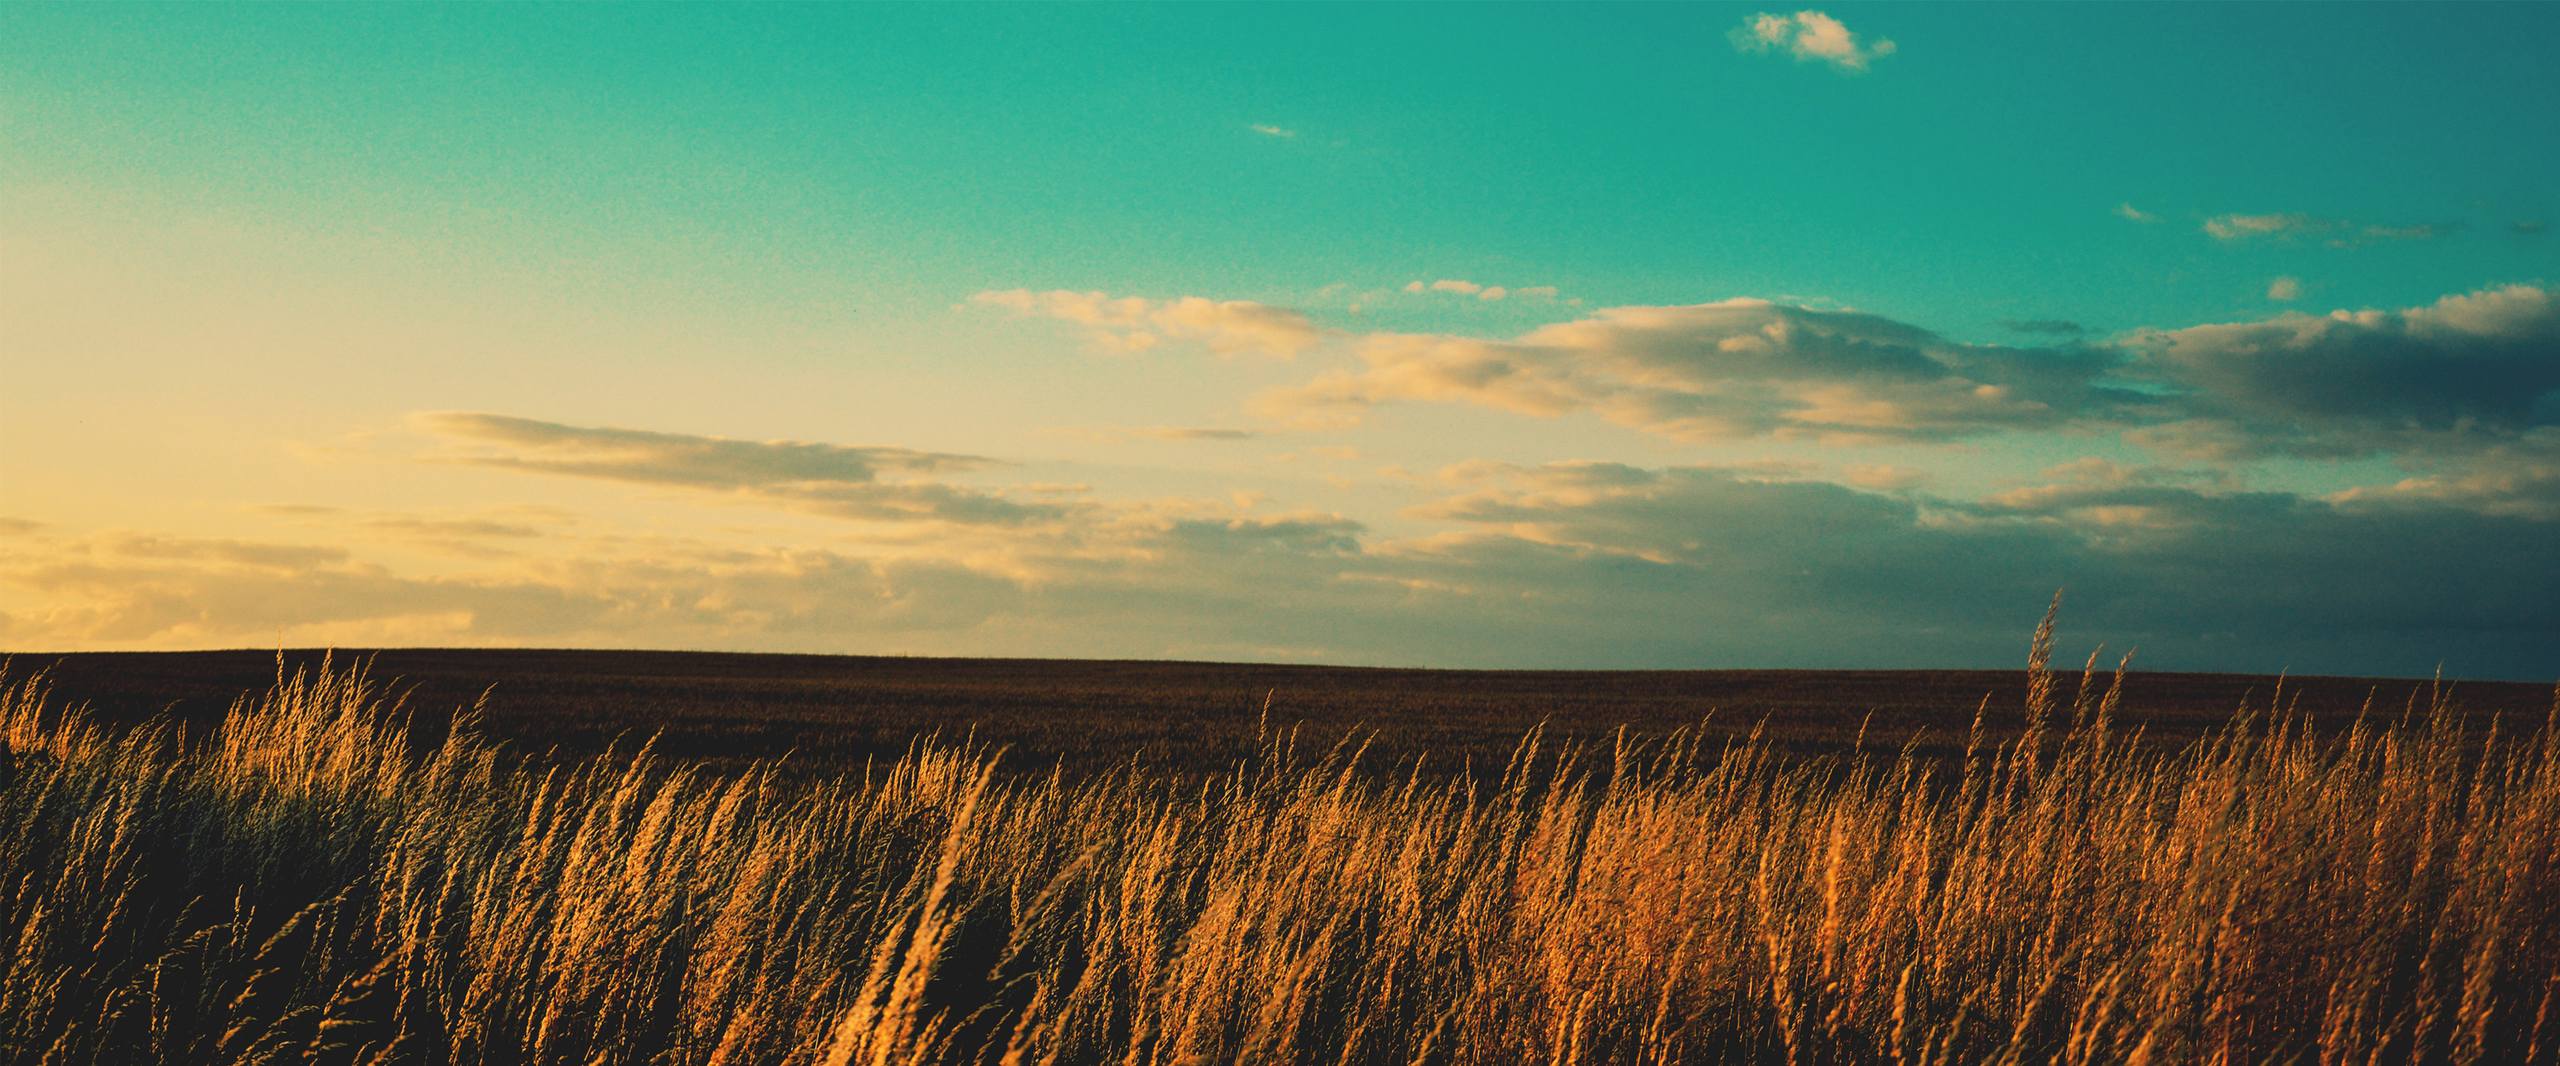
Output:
3,624,2555,1064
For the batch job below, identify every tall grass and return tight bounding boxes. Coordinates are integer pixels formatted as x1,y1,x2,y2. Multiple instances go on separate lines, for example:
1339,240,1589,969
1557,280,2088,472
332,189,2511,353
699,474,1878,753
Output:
2,638,2556,1065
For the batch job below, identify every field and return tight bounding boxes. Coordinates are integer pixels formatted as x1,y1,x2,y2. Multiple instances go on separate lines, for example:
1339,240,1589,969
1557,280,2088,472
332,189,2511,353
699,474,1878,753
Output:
3,631,2557,1064
19,646,2552,775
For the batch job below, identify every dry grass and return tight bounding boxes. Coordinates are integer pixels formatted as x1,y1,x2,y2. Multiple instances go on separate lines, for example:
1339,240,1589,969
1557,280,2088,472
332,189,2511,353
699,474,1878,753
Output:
2,631,2556,1065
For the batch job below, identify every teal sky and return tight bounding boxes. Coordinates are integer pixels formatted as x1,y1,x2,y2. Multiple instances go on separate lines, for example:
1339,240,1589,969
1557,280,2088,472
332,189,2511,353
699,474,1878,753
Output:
4,5,2556,678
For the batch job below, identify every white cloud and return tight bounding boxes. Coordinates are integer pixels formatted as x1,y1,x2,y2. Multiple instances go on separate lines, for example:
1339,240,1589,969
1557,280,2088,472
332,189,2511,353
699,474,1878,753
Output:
1730,10,1897,72
2267,276,2302,301
1249,123,1298,139
2117,202,2158,224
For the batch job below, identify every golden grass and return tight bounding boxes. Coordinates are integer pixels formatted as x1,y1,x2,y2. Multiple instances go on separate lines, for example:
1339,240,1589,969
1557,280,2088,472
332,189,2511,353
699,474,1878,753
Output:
2,635,2556,1065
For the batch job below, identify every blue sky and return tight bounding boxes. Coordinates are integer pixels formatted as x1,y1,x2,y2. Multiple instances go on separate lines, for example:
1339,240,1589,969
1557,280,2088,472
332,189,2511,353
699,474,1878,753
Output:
3,5,2556,677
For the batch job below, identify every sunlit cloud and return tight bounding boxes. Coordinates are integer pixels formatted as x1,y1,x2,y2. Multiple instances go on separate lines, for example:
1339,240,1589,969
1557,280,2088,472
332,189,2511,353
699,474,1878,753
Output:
1258,298,2132,443
2116,202,2158,224
1730,10,1897,72
971,289,1323,359
1249,123,1298,139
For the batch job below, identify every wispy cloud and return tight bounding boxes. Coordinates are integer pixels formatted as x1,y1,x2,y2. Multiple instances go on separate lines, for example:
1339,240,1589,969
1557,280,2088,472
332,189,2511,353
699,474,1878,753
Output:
1076,425,1262,443
2116,202,2158,224
415,413,1061,526
2203,212,2457,247
1401,279,1565,303
1248,123,1298,139
417,412,992,487
971,289,1324,359
2267,275,2302,301
2204,213,2325,241
1730,10,1896,72
2000,319,2086,336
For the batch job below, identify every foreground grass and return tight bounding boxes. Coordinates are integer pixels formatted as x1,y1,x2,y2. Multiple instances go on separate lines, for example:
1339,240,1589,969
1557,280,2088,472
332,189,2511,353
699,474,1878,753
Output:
2,641,2556,1064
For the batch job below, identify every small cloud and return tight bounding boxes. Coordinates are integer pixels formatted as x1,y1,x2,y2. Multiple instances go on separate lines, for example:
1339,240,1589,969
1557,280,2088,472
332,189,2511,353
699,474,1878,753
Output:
971,289,1323,359
2514,220,2549,237
1730,10,1896,72
1249,123,1298,139
2204,213,2327,241
2205,212,2456,247
2000,319,2086,336
2267,275,2303,302
0,516,47,537
1407,279,1565,304
2116,202,2158,224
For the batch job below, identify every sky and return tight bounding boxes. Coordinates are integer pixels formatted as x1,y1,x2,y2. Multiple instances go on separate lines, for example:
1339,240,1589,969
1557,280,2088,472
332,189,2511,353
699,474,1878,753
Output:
2,4,2556,678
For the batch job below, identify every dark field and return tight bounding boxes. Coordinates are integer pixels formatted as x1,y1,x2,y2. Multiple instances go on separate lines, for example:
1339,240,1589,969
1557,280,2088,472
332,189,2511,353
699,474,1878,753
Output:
13,647,2551,773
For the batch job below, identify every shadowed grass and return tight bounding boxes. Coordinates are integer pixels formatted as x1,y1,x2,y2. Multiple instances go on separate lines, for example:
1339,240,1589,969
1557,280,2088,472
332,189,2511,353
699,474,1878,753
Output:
2,636,2556,1065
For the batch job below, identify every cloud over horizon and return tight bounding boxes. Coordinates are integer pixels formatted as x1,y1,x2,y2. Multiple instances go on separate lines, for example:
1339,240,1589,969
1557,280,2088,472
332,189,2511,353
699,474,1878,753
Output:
12,416,2550,676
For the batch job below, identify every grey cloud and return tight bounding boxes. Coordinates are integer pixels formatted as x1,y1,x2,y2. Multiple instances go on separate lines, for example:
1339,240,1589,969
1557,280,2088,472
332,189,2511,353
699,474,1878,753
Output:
2325,437,2560,521
1257,285,2559,462
2514,220,2549,237
8,464,2553,677
1259,299,2137,443
2126,284,2560,456
419,412,995,487
2001,319,2086,336
417,412,1059,526
1386,462,2558,677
